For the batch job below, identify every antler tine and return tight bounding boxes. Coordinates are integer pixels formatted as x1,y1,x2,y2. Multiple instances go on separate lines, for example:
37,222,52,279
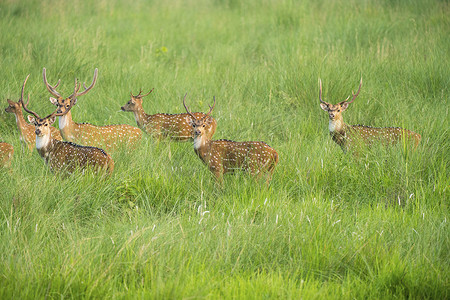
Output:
43,68,62,98
346,77,362,104
183,93,196,119
204,96,216,118
141,88,154,98
22,94,41,119
19,74,30,104
74,68,98,97
319,79,326,104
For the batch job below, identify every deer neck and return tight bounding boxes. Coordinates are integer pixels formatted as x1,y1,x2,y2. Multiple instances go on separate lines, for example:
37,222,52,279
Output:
193,135,212,162
36,133,55,159
58,111,76,140
132,106,147,128
329,116,345,134
14,110,32,136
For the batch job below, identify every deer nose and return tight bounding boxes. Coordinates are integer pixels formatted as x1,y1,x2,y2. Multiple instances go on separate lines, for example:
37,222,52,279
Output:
35,129,41,135
329,113,335,119
121,106,126,111
194,129,201,135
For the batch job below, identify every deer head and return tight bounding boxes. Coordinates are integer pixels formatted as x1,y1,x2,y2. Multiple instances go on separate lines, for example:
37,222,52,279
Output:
45,68,98,115
121,89,154,112
22,87,65,141
183,93,215,139
319,78,362,122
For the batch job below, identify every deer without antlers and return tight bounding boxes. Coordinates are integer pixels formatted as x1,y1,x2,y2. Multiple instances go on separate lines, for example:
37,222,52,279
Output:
5,75,62,152
22,96,114,175
319,78,421,153
0,142,14,168
183,95,278,183
121,89,217,141
44,68,142,152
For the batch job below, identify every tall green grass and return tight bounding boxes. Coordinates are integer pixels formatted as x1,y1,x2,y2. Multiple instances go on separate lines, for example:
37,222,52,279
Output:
0,0,448,298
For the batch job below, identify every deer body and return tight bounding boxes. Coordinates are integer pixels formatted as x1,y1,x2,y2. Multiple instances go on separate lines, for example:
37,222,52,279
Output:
43,68,142,152
55,110,142,152
35,131,114,175
0,142,14,167
121,90,217,141
183,95,278,182
26,114,114,175
319,79,421,152
194,137,278,178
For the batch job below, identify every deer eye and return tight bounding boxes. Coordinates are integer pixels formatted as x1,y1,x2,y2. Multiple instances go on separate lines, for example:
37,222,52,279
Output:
337,109,340,112
203,124,206,127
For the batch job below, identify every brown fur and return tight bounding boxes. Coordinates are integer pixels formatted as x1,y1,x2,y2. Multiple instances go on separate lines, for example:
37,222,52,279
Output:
44,68,142,152
28,115,114,175
184,97,278,183
0,142,14,168
5,99,62,152
319,79,421,152
121,90,217,141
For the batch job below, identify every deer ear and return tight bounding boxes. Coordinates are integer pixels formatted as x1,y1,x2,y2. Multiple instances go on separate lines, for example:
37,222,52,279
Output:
205,116,213,125
27,115,35,124
340,102,349,111
48,116,56,125
7,99,14,105
185,115,193,125
49,97,58,105
320,103,329,111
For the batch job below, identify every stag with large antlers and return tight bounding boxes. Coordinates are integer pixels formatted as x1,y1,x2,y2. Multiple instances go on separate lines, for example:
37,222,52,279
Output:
44,68,142,152
121,89,217,141
5,75,62,152
183,95,278,183
319,78,421,153
22,91,114,175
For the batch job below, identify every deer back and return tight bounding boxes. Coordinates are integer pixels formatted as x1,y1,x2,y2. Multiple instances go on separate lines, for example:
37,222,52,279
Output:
66,121,142,152
45,140,114,175
346,125,422,148
199,139,278,176
152,112,216,141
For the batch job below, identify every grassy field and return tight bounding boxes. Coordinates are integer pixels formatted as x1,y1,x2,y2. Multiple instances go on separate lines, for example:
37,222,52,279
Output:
0,0,448,298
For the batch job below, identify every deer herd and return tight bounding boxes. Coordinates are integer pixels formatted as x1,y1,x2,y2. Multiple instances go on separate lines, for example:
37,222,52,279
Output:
1,68,421,184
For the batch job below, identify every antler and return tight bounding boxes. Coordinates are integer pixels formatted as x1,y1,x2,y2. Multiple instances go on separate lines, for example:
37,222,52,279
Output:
43,68,62,98
23,73,72,119
21,83,41,120
319,79,326,104
183,93,196,119
69,68,98,99
19,74,30,104
346,77,362,104
131,88,154,98
203,96,215,120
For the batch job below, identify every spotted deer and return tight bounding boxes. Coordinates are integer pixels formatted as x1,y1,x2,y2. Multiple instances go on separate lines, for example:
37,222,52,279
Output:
44,68,142,152
0,142,14,168
22,96,114,175
121,89,217,141
319,78,421,153
5,75,62,152
183,95,278,183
